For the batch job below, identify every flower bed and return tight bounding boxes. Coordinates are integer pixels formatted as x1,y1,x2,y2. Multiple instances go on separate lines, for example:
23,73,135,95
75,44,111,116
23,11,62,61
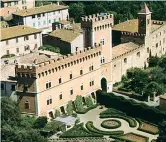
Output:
101,119,121,129
86,121,124,136
118,132,149,142
136,119,159,135
60,123,102,138
100,114,137,128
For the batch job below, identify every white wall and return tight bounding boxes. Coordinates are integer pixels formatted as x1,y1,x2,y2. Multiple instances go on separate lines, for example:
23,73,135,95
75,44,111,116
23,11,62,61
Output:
71,34,84,53
1,32,42,57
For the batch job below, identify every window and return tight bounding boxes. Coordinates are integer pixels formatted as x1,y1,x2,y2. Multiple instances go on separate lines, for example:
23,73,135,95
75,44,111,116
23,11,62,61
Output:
1,83,4,90
156,43,158,48
24,84,28,91
47,96,52,105
11,85,15,91
34,34,37,39
59,94,62,100
37,14,41,18
58,10,60,13
124,58,127,63
6,40,9,45
49,19,51,23
25,100,30,109
32,15,35,18
137,52,140,57
89,64,94,71
100,38,104,45
16,38,18,43
70,73,72,79
16,48,19,53
147,47,149,53
38,21,40,26
46,81,51,89
160,40,161,45
70,88,73,95
24,45,30,51
80,69,83,75
24,36,29,41
59,77,62,84
81,84,83,90
90,80,94,86
92,80,94,86
101,57,105,64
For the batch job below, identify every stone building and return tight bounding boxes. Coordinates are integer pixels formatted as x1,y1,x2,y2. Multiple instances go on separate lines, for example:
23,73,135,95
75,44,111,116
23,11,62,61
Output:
12,4,166,117
15,13,113,117
12,4,69,32
159,94,166,111
0,25,42,57
1,0,35,10
112,3,166,83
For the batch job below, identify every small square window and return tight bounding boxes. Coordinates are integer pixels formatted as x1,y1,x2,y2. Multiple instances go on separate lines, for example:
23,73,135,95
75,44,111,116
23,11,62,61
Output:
80,70,83,75
11,85,15,91
70,89,73,95
59,78,62,84
59,94,62,100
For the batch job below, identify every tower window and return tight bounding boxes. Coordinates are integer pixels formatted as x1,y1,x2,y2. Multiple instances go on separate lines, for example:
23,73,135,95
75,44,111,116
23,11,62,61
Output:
59,94,62,100
25,100,30,109
70,88,73,95
124,58,127,63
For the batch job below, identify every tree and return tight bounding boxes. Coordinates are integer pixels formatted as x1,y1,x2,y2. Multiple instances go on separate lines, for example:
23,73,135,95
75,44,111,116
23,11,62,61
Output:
75,95,84,112
33,116,48,129
143,81,163,99
1,97,21,126
85,96,93,108
149,56,160,67
66,101,73,115
157,120,166,142
69,2,85,22
158,56,166,71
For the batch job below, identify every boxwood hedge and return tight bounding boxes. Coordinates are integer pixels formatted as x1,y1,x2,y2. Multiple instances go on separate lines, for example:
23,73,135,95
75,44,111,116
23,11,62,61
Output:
101,119,121,129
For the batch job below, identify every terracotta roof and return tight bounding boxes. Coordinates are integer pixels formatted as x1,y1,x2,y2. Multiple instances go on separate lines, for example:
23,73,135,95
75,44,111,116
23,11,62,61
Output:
1,25,41,40
0,7,17,17
160,94,166,100
1,64,16,82
112,42,140,59
49,29,81,43
138,3,151,14
57,20,71,25
13,4,68,17
113,19,164,33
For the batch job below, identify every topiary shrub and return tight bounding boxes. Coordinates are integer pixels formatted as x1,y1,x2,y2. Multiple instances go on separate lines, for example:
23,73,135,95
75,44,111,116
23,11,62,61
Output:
66,101,73,115
33,116,48,129
54,109,60,118
85,96,93,108
75,95,84,112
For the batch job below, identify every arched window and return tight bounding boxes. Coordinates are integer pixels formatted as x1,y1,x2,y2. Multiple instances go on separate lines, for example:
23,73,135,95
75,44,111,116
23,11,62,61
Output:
25,100,30,109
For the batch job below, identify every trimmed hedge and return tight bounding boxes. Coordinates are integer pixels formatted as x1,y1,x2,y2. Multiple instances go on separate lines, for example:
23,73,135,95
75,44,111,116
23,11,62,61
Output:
86,121,124,136
96,90,166,125
60,123,102,138
101,119,121,129
1,54,15,58
100,114,137,128
136,118,159,135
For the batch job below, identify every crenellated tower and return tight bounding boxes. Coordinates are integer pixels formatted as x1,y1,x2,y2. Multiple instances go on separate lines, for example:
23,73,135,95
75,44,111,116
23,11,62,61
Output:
81,13,114,63
138,3,152,36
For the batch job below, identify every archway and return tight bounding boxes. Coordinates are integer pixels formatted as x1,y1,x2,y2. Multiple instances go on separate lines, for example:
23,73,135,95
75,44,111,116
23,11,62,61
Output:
101,78,107,92
60,106,65,114
49,111,54,119
82,97,86,105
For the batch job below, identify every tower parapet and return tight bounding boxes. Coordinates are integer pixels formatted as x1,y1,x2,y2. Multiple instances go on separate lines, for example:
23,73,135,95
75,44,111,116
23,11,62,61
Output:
121,31,145,37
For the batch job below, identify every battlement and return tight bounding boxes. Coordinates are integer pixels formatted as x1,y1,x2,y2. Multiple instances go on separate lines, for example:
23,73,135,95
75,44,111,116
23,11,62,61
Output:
112,44,145,60
15,64,37,78
29,44,102,77
152,20,164,25
121,31,145,37
81,13,114,30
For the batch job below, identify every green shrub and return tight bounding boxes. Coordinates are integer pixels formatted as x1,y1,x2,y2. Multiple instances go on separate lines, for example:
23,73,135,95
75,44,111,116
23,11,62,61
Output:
66,101,73,115
72,113,77,117
75,95,84,112
39,45,60,53
85,96,93,108
60,123,102,138
54,109,60,118
101,119,121,129
1,54,15,58
76,103,98,114
86,121,124,136
33,117,48,129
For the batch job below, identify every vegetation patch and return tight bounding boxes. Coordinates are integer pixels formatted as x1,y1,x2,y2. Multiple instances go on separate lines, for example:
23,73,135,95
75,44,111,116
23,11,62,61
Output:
60,123,102,138
137,119,159,135
100,108,137,128
86,121,124,136
1,54,15,58
39,45,60,53
101,119,121,129
112,132,149,142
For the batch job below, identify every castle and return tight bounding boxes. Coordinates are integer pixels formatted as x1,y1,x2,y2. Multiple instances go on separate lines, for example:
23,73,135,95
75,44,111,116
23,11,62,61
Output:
15,4,166,117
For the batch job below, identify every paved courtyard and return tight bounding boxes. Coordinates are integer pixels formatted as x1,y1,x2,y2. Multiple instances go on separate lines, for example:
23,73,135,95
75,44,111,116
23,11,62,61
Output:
78,106,158,141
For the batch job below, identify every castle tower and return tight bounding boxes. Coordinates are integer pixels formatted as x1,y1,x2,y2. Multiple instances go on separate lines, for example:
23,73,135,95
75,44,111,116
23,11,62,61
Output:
81,13,114,63
138,3,152,35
